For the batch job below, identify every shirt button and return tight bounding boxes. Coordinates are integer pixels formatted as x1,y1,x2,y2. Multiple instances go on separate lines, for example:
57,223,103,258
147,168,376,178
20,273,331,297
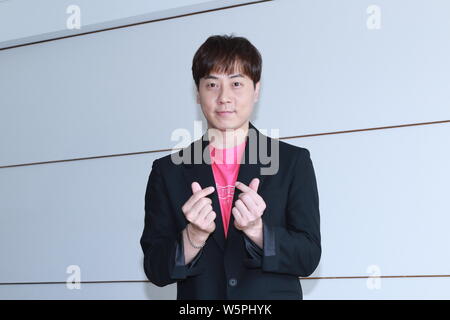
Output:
229,278,237,287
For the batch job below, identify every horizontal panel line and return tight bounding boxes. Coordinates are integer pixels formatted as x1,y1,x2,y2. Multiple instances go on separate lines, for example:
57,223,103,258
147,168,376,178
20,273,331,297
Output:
303,274,450,280
1,119,449,169
1,274,450,286
282,119,450,140
0,0,272,51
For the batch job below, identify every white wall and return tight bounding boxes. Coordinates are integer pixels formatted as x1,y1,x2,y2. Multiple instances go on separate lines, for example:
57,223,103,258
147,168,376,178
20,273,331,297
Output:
1,0,449,299
0,0,254,47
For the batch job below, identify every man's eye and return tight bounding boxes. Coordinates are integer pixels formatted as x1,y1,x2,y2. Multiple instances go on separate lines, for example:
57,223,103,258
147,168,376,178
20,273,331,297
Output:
233,82,242,87
208,83,217,88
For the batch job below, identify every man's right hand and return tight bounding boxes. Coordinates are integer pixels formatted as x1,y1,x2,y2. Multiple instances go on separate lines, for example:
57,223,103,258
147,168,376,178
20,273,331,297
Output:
181,182,217,238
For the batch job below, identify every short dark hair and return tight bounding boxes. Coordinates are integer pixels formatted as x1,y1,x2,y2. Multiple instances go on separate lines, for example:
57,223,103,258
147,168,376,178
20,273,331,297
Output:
192,34,262,90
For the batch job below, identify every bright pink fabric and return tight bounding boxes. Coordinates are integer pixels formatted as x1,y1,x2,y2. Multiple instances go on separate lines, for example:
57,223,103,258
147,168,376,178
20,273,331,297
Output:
209,139,247,238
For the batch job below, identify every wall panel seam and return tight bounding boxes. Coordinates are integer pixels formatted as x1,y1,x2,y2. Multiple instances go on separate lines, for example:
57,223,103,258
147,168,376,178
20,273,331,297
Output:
0,0,273,51
1,274,450,286
1,119,449,169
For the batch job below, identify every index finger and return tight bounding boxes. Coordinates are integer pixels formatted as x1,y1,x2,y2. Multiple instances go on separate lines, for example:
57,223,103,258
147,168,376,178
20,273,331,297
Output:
235,181,255,194
235,181,263,204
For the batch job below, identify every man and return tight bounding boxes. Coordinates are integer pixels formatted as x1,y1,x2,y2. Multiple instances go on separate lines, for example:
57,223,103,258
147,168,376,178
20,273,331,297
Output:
140,34,321,300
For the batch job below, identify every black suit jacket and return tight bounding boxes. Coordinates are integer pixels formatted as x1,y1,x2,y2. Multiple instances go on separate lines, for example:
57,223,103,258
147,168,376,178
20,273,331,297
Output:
140,122,321,300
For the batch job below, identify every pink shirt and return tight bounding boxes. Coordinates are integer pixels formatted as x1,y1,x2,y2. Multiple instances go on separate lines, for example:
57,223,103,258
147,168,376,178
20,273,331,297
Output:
209,139,247,238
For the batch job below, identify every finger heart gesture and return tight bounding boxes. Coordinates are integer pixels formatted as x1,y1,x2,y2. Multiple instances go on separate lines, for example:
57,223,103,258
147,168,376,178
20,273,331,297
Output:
232,178,266,231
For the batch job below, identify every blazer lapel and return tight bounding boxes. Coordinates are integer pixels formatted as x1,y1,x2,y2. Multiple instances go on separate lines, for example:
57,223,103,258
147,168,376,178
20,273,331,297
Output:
181,121,271,252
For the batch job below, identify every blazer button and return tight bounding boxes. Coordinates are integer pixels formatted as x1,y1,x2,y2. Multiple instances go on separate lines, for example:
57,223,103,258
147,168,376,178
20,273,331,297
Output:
228,278,237,287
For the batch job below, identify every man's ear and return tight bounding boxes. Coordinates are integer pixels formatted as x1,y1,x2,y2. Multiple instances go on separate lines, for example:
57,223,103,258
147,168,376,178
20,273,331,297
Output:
254,81,261,103
196,91,200,104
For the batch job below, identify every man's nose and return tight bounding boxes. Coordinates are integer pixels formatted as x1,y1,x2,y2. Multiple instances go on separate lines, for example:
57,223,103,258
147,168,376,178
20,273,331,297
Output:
218,86,232,104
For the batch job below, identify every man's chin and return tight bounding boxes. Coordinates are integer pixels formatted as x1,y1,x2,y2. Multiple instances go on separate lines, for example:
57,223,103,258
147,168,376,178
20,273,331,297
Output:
209,120,236,131
207,117,249,132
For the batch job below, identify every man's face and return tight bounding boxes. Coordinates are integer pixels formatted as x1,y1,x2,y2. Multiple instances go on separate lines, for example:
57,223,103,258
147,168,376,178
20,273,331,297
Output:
196,68,260,132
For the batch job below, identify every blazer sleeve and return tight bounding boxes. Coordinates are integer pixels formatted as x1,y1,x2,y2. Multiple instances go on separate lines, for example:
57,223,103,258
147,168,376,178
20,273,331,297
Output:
243,148,321,277
243,234,263,260
140,159,205,287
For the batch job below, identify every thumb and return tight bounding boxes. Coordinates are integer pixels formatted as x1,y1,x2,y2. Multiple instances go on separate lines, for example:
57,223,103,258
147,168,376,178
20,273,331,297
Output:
249,178,260,192
191,181,202,194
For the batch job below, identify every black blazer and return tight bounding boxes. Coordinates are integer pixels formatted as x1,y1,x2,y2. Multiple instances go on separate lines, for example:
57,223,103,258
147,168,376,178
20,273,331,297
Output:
140,122,321,300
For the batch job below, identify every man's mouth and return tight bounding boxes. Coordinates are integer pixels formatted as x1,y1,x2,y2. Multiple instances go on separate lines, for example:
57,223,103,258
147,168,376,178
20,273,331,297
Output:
216,110,235,117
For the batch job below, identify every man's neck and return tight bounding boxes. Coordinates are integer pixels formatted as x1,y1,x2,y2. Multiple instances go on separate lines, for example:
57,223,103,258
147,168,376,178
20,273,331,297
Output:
207,121,249,149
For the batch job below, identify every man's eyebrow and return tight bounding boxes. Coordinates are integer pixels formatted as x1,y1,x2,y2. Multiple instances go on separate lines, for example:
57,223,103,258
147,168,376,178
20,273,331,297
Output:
203,73,245,80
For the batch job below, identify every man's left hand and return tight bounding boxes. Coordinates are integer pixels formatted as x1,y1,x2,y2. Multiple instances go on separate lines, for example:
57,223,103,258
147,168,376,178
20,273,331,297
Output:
232,178,266,235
